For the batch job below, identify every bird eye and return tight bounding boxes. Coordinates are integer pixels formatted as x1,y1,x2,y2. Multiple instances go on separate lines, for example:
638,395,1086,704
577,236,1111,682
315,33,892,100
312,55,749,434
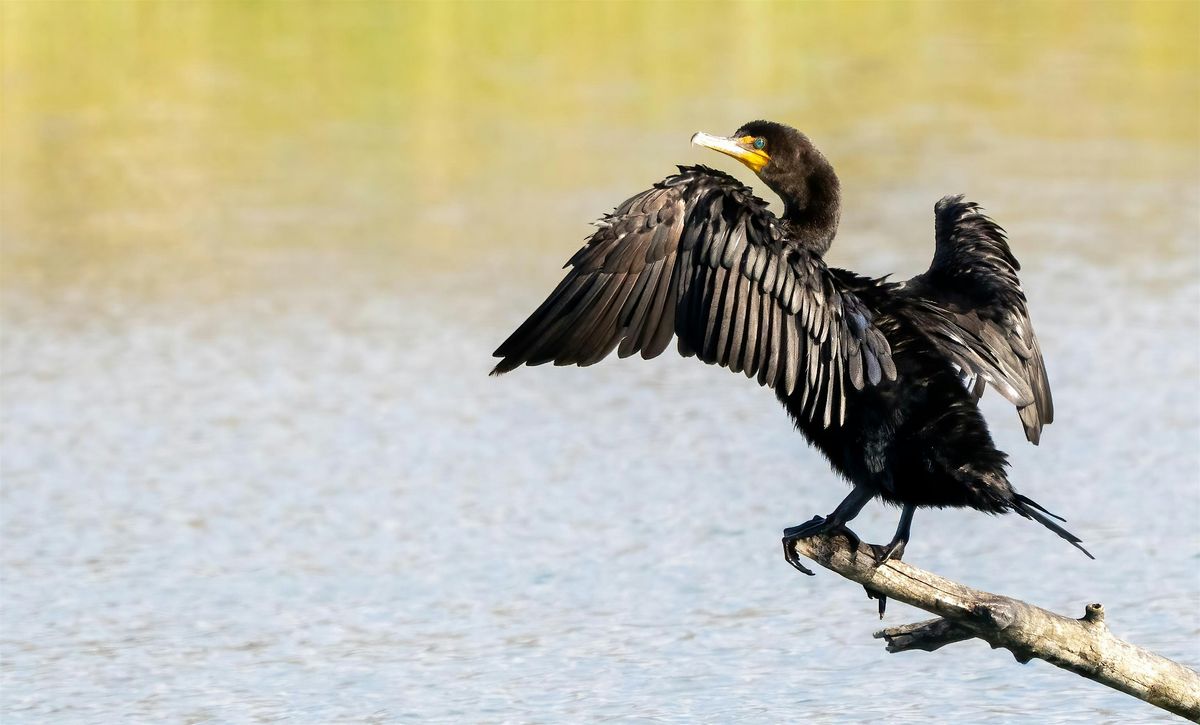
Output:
753,137,766,150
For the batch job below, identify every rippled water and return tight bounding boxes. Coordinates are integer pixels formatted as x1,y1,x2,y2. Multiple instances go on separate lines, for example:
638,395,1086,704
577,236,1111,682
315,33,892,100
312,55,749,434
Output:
2,3,1198,723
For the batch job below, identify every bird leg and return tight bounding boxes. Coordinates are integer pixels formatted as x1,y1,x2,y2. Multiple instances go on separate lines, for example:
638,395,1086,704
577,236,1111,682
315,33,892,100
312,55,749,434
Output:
865,504,917,618
874,504,915,565
782,486,872,576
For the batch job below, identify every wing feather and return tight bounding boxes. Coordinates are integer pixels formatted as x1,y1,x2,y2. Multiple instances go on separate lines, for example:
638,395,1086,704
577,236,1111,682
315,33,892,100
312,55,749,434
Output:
640,257,675,358
727,253,750,373
492,166,896,427
741,282,762,378
703,266,728,361
782,311,800,396
757,292,776,388
904,195,1053,443
622,259,665,356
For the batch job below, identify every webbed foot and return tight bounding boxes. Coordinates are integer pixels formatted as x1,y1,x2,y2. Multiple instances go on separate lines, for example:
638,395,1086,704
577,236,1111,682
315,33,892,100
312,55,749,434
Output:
873,538,906,566
781,515,864,575
780,488,874,577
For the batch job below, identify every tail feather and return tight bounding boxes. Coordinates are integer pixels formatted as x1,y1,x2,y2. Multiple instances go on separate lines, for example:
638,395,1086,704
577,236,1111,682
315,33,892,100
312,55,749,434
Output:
1012,493,1065,522
1012,494,1094,559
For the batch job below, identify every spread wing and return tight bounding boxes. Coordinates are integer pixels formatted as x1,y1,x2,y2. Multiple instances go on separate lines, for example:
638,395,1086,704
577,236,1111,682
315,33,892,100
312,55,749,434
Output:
491,166,895,428
905,195,1053,443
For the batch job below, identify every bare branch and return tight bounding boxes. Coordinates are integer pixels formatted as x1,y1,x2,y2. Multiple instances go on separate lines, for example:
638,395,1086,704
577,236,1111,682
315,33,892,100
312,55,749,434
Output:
789,534,1200,721
874,617,975,653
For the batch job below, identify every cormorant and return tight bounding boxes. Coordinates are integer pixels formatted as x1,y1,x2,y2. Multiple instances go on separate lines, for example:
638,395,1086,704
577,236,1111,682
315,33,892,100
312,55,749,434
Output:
492,120,1092,580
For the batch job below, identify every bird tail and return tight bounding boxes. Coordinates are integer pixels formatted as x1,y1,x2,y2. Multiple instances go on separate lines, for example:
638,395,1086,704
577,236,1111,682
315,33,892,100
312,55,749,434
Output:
1011,494,1094,559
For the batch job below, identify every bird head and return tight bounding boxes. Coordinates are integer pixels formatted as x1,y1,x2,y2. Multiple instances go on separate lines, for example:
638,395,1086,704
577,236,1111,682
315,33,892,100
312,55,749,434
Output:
691,120,840,248
691,120,823,185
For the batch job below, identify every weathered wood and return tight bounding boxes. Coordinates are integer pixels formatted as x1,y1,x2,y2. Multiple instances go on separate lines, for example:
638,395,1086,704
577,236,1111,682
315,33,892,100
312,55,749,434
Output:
788,534,1200,721
874,617,975,653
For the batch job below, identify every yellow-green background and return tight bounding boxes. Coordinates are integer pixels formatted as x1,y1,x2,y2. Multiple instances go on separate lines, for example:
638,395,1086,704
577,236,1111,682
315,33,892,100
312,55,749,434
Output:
3,1,1197,295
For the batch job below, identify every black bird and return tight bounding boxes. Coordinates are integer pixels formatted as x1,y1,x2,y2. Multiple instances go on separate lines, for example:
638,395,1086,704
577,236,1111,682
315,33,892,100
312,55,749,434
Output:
492,120,1092,578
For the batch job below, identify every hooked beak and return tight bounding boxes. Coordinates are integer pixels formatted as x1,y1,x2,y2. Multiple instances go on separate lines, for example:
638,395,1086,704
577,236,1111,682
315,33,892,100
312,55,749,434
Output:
691,131,769,173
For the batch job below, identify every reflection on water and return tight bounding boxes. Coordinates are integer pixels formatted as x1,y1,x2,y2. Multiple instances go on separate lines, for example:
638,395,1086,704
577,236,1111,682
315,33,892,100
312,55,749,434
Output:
2,2,1198,722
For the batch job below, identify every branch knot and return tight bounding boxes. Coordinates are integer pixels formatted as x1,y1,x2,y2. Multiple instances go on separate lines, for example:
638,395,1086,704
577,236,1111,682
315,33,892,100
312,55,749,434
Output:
971,601,1016,630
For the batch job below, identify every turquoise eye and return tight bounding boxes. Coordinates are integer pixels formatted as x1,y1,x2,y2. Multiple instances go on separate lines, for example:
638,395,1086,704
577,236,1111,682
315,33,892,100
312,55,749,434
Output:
753,137,766,150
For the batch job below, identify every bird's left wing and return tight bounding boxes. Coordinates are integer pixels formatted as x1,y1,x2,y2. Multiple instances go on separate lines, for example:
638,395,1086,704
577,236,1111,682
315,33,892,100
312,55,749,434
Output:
491,166,895,427
905,196,1053,443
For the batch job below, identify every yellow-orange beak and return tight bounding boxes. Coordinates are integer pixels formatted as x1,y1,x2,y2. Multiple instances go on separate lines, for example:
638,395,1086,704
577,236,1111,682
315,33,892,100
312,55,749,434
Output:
691,131,769,173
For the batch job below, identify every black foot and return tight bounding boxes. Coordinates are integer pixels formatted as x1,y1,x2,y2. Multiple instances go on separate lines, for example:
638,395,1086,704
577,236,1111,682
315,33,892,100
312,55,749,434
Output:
782,516,863,550
863,586,887,619
863,539,907,618
873,537,907,566
782,538,815,576
781,515,864,576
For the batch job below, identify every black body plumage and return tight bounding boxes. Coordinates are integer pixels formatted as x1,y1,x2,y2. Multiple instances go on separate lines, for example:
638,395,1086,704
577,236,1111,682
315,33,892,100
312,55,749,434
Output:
492,121,1090,565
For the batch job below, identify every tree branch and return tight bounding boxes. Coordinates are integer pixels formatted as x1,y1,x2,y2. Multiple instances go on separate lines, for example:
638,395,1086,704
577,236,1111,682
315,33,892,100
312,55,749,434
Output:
873,617,975,653
788,534,1200,721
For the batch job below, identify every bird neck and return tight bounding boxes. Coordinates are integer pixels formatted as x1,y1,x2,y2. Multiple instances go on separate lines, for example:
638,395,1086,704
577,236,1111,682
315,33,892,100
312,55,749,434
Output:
777,163,840,255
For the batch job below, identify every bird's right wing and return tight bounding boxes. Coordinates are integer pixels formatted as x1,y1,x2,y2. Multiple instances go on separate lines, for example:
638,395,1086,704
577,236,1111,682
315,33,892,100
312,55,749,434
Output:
492,166,895,428
905,195,1053,443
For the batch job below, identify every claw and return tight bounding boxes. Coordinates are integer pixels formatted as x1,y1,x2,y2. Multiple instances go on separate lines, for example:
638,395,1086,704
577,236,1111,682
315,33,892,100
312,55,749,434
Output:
782,538,815,576
876,538,906,565
781,487,874,578
834,524,861,554
865,537,907,618
863,586,888,619
781,518,864,574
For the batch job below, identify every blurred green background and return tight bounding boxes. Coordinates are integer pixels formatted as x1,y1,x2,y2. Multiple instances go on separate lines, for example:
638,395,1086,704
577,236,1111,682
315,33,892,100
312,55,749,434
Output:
3,0,1196,295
